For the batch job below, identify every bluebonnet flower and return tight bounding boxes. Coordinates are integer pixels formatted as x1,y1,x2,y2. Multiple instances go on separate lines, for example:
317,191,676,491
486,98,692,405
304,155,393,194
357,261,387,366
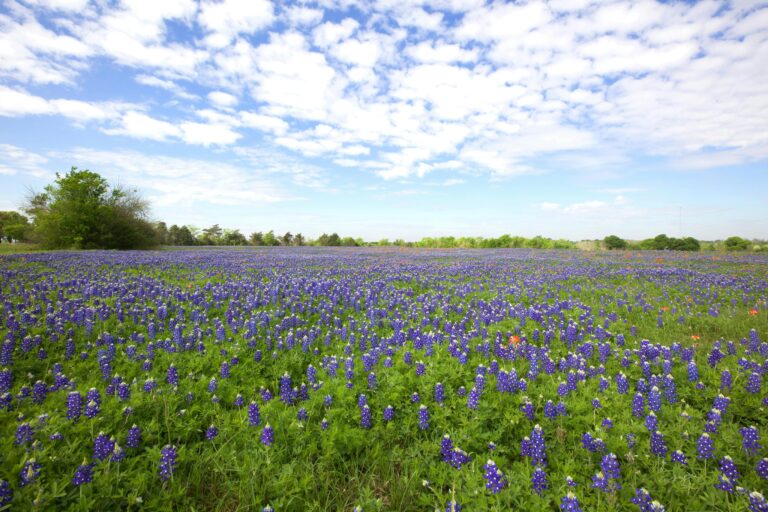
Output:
757,458,768,479
208,377,218,393
591,472,609,492
632,488,665,512
697,433,713,460
601,453,621,481
602,418,614,430
66,391,82,422
234,394,244,407
714,456,740,492
143,378,156,393
687,361,699,382
248,401,261,426
360,405,371,429
383,405,394,422
411,392,420,404
544,400,557,420
358,394,368,408
482,460,506,494
456,385,466,397
566,476,578,487
592,398,602,409
671,450,688,465
418,405,429,430
324,394,333,408
0,479,11,507
117,382,130,401
532,467,548,495
740,426,762,455
648,387,661,412
206,425,218,440
261,424,274,446
720,370,732,391
434,382,444,405
467,387,480,409
746,372,762,394
521,436,532,458
616,372,629,394
441,435,454,462
530,424,547,467
644,412,658,433
520,398,534,420
450,448,472,470
297,407,307,421
32,380,46,404
748,491,767,512
50,432,63,441
20,459,41,487
559,491,583,512
159,445,177,481
15,422,33,446
445,499,462,512
127,425,141,448
166,364,178,386
260,387,273,402
650,431,667,458
632,393,645,417
367,372,377,389
220,361,230,379
416,361,426,375
93,432,115,461
321,418,329,430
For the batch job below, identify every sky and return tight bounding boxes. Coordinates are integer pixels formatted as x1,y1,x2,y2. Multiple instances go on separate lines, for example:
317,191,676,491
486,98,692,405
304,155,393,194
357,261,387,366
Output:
0,0,767,242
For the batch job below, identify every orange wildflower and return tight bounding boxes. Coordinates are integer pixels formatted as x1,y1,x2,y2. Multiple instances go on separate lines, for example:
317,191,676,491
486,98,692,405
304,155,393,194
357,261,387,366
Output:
509,335,521,346
749,309,759,315
691,335,701,340
661,306,670,312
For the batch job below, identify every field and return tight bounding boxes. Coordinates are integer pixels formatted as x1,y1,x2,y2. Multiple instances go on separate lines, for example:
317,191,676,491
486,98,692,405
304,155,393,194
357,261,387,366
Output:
0,248,766,511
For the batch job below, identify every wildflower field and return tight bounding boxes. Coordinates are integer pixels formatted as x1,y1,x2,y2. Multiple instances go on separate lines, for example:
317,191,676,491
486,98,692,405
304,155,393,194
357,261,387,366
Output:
0,248,766,511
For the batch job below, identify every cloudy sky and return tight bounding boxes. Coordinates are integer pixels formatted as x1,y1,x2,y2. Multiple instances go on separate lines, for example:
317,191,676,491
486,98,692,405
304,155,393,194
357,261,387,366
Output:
1,0,766,241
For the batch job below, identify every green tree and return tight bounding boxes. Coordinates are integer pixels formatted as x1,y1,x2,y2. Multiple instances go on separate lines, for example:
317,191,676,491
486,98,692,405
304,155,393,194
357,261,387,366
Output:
724,236,749,251
341,236,357,246
604,235,628,250
281,232,293,246
263,230,279,246
0,211,31,242
221,229,247,246
293,233,305,246
249,231,264,246
24,168,155,249
327,233,341,246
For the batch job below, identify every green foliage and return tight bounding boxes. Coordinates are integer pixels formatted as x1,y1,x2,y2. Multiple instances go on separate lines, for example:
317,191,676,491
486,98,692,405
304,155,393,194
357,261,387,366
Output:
24,167,156,249
724,236,750,251
638,234,701,251
0,211,31,242
603,235,628,250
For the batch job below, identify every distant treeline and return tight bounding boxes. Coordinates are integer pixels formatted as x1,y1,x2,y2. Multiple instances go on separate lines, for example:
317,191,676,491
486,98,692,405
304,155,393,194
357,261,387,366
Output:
2,168,765,251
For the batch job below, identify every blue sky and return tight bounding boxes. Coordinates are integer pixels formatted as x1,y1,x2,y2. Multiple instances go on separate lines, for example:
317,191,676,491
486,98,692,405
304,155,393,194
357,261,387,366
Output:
1,0,766,241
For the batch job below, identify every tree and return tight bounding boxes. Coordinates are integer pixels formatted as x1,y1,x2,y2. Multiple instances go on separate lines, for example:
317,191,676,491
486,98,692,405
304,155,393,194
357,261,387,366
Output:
327,233,341,246
0,211,31,242
221,229,247,246
724,236,749,251
24,167,155,249
293,233,304,246
263,230,279,246
281,232,293,246
154,221,168,245
249,231,264,246
604,235,628,250
341,236,357,247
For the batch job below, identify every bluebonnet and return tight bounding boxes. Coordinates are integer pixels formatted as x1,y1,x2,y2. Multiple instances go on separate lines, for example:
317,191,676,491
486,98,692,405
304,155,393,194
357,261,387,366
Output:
20,459,41,487
0,479,11,507
261,424,274,446
383,405,394,422
530,424,547,467
248,401,261,426
93,432,115,461
418,405,429,430
671,450,688,465
467,387,480,409
159,445,177,481
714,456,740,492
757,458,768,479
15,422,33,446
434,382,444,405
748,491,767,512
650,431,667,458
445,500,462,512
746,372,762,394
206,425,218,440
532,467,548,495
644,412,658,433
360,405,371,429
482,460,506,494
631,488,665,512
559,491,583,512
66,391,82,421
166,364,178,386
632,393,645,417
297,407,307,421
740,426,762,455
127,425,141,448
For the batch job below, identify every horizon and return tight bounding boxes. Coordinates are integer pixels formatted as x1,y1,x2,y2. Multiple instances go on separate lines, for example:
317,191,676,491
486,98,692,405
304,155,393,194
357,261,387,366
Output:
1,0,767,241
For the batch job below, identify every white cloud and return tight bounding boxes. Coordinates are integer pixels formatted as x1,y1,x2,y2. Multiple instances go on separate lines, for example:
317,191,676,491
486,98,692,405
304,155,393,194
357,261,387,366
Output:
312,18,358,48
0,86,133,122
285,6,324,27
104,112,180,141
198,0,274,48
0,144,51,178
539,202,560,211
208,91,238,108
135,75,198,100
179,121,242,146
406,41,478,63
240,112,290,135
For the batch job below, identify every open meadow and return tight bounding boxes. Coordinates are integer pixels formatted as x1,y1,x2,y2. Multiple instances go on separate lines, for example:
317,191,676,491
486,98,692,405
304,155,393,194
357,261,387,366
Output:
0,248,766,511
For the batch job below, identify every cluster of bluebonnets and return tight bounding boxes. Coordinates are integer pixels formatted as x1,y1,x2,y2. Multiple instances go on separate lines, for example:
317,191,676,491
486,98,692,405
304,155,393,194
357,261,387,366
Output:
0,247,766,510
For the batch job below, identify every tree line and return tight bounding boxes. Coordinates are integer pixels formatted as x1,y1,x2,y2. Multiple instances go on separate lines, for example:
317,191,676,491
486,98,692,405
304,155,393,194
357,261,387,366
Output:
1,168,764,252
